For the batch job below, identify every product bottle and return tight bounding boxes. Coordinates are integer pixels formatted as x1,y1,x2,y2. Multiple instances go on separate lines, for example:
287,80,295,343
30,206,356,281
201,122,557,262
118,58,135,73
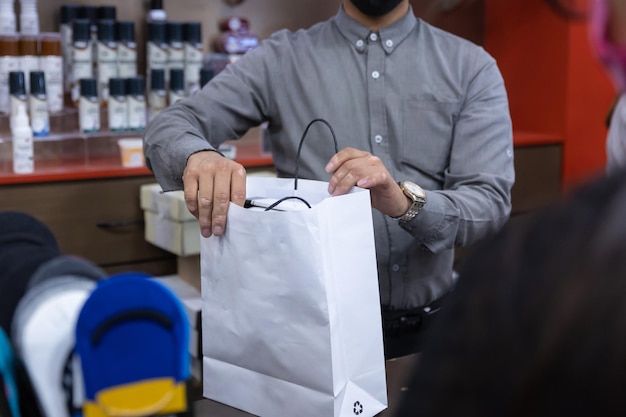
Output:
126,76,146,131
116,21,136,78
18,34,39,93
28,71,49,136
19,0,39,35
146,21,167,95
12,104,34,174
59,4,79,93
183,22,203,95
0,34,19,114
149,68,166,120
9,71,27,125
0,0,16,35
147,0,167,23
96,19,117,105
78,5,98,43
70,19,93,106
166,22,184,85
108,77,127,132
39,32,63,113
169,68,185,104
78,78,99,133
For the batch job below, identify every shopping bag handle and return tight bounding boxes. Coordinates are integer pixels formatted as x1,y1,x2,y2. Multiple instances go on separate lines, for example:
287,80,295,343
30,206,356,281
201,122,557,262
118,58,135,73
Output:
294,118,339,190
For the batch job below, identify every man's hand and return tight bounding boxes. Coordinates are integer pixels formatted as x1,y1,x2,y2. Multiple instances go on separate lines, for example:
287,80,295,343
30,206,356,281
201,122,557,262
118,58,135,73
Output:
183,150,247,237
324,147,411,217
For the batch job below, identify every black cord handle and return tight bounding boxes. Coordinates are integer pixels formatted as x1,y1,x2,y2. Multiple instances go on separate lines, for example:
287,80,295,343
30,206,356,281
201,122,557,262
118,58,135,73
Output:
294,118,339,191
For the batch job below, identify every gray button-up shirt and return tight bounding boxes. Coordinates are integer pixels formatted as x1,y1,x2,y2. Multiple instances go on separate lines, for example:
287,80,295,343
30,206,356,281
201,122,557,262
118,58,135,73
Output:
144,6,515,309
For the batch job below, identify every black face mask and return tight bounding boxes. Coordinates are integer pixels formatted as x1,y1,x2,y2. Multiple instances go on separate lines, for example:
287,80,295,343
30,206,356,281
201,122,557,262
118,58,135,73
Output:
350,0,404,17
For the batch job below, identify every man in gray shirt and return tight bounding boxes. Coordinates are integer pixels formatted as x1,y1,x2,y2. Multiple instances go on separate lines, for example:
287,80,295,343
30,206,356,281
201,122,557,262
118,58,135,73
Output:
144,0,515,356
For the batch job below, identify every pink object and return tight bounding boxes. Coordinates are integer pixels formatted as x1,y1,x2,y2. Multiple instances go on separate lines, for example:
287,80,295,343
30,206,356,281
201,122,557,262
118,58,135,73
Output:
589,0,626,91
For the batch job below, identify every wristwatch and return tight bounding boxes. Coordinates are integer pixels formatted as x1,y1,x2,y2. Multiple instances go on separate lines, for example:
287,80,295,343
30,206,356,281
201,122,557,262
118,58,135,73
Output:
396,181,427,223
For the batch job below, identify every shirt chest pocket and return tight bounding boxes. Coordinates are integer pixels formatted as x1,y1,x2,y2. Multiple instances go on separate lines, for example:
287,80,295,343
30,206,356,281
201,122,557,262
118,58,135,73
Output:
401,99,459,183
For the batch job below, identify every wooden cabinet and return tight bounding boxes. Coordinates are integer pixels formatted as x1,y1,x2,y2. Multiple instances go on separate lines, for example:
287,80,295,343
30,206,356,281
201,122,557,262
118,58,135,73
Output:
0,175,177,276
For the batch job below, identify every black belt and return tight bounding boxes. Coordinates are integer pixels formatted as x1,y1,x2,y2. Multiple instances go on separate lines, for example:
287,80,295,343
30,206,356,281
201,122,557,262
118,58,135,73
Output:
382,294,448,337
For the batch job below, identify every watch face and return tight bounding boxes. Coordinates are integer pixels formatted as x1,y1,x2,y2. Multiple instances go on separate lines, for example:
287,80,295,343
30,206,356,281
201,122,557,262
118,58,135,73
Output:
403,181,426,200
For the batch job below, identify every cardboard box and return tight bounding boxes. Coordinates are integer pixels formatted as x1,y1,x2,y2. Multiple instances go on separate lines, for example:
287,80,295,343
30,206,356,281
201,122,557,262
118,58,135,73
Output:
140,183,200,256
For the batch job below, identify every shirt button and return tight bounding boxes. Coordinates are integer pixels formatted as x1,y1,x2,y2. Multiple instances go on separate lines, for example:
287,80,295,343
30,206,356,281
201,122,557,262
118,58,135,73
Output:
385,39,394,48
356,39,364,48
392,264,400,272
369,33,378,42
374,135,383,143
372,71,380,79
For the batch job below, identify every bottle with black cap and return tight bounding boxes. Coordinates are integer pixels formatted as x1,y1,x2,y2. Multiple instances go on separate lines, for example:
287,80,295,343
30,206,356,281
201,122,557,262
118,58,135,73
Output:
78,5,98,42
169,68,185,105
28,71,49,136
59,4,79,92
149,68,166,120
126,76,146,131
9,71,26,126
78,78,99,133
108,77,127,132
184,21,203,94
96,19,118,105
200,67,214,88
116,21,136,78
166,22,184,85
70,19,93,106
147,0,167,23
146,21,167,95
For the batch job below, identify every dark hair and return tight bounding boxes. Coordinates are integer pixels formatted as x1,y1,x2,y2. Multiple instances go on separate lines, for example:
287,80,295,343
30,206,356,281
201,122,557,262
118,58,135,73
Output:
398,170,626,416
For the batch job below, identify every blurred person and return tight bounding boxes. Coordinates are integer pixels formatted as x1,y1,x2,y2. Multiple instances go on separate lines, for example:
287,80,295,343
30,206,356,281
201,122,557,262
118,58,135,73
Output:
606,94,626,174
144,0,515,358
396,170,626,416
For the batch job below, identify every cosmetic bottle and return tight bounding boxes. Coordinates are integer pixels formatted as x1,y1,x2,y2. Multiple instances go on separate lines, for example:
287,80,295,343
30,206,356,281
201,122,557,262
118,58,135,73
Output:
19,0,39,35
166,22,184,85
169,68,185,104
59,4,78,92
96,19,117,105
0,0,16,35
183,22,202,95
98,5,116,21
149,68,166,120
116,21,136,78
200,67,214,88
11,105,34,174
147,0,167,23
70,19,93,105
146,21,167,94
108,77,127,132
0,34,19,114
78,5,98,43
39,32,63,113
9,71,27,125
126,76,146,131
78,77,99,133
28,71,49,136
18,34,39,93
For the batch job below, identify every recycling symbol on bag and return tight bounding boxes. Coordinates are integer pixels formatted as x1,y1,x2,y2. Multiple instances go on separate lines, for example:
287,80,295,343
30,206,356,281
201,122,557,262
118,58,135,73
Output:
353,400,364,415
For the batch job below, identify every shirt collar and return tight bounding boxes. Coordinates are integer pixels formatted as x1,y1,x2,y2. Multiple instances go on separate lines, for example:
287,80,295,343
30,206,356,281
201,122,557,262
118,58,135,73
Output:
332,5,418,55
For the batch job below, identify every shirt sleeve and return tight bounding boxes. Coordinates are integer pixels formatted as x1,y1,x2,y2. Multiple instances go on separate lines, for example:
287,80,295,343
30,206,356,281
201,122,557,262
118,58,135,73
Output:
143,43,277,191
400,55,516,252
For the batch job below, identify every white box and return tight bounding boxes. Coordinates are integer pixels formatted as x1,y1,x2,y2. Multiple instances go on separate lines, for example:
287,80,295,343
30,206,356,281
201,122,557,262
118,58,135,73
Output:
141,183,200,256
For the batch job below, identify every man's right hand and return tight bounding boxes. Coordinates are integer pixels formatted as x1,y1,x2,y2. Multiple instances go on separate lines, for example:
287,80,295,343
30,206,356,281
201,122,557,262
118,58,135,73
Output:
183,150,247,237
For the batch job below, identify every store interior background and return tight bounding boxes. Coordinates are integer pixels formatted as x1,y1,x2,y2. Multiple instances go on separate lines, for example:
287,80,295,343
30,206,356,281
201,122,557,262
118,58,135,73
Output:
2,0,616,276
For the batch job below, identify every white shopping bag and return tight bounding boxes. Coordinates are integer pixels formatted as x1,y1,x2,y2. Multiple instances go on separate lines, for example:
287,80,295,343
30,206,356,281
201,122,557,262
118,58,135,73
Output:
201,176,388,417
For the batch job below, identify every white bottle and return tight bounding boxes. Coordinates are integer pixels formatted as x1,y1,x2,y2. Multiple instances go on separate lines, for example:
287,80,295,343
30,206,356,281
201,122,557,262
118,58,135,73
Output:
12,105,34,174
0,0,16,35
19,0,39,35
147,0,167,23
